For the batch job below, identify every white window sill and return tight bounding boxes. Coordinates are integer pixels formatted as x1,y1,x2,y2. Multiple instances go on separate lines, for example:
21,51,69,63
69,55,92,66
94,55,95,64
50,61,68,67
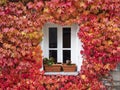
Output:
44,72,79,76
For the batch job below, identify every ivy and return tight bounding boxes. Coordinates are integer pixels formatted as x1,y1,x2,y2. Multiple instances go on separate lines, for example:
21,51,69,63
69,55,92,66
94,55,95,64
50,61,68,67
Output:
0,0,120,89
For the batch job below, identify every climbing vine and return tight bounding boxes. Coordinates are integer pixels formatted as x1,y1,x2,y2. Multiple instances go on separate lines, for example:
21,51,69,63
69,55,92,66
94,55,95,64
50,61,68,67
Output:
0,0,120,89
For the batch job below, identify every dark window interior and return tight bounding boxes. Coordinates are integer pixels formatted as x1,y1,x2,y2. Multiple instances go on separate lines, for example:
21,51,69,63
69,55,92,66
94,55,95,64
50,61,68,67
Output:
49,28,57,48
49,50,57,63
63,27,71,48
63,50,71,63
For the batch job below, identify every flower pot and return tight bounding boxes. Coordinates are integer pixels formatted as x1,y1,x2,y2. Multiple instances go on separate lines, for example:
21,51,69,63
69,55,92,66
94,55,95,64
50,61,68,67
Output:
62,64,77,72
44,64,62,72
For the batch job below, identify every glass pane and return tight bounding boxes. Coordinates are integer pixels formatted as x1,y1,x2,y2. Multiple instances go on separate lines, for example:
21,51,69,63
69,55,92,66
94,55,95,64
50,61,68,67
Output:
63,50,71,63
49,27,57,48
49,50,57,63
63,27,71,48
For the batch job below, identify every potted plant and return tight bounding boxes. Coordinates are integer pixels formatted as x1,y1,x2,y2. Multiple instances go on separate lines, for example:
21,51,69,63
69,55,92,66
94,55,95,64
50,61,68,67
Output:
62,60,77,72
43,57,62,72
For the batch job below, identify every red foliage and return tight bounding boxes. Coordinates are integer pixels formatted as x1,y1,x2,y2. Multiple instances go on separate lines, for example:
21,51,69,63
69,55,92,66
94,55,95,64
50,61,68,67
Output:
0,0,120,90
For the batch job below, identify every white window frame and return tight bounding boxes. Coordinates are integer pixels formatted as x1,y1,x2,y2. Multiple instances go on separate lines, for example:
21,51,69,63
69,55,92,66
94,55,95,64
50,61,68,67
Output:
41,22,83,72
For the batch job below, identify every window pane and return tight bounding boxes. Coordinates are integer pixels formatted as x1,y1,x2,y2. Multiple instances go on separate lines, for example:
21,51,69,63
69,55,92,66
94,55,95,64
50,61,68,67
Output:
63,28,71,48
49,50,57,63
49,28,57,48
63,50,71,63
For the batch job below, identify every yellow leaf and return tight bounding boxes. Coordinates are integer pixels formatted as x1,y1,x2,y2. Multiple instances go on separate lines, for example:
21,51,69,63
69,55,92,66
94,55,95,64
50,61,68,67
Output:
44,8,49,13
57,8,62,14
21,32,26,36
32,51,36,56
88,88,91,90
81,75,86,80
108,40,112,45
0,33,3,38
104,64,110,70
80,2,85,7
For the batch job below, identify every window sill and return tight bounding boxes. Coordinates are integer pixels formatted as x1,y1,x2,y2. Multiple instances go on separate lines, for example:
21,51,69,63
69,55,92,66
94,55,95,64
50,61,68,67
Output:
44,72,79,76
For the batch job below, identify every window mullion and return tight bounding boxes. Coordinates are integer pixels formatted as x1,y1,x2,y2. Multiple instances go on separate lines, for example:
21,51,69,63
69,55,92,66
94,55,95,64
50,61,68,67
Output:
57,26,62,63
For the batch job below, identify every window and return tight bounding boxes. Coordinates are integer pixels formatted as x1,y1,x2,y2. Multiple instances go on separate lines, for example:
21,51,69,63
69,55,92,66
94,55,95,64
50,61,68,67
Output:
42,23,82,72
